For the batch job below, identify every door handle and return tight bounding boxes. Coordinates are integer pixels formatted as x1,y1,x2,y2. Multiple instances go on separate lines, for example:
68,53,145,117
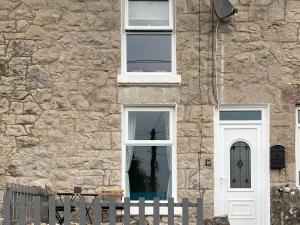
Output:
220,177,229,188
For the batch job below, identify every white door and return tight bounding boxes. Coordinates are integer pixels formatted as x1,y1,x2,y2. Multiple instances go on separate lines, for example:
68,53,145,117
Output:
214,108,270,225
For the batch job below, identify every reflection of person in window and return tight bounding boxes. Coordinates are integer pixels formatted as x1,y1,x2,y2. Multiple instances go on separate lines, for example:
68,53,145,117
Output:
150,128,158,195
129,153,148,196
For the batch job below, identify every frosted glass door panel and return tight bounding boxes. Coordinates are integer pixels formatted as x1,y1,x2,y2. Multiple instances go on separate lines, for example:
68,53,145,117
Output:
230,141,251,188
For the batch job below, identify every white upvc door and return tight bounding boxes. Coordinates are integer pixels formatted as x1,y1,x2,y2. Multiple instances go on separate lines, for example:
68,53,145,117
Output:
214,107,270,225
221,125,259,225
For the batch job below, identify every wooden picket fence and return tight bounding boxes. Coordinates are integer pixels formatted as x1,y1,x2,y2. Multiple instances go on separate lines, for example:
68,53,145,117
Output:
3,184,204,225
3,183,49,224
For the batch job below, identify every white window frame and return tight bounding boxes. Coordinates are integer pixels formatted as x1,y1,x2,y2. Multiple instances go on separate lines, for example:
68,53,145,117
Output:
118,0,181,85
124,0,174,31
122,106,178,214
296,108,300,187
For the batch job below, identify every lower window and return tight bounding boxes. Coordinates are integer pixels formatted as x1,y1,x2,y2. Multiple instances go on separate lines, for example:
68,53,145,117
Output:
124,107,175,200
127,146,172,200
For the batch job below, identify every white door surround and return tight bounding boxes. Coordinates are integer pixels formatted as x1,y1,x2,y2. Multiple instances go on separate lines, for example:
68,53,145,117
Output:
296,108,300,187
214,106,270,225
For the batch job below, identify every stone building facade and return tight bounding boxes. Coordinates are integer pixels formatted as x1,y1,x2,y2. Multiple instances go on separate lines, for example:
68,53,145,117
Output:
0,0,299,224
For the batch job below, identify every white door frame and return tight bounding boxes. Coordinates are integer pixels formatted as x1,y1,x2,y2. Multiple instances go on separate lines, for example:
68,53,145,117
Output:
214,105,270,225
296,107,300,187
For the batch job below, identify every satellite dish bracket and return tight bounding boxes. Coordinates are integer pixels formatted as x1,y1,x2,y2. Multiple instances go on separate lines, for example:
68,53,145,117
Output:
212,0,238,22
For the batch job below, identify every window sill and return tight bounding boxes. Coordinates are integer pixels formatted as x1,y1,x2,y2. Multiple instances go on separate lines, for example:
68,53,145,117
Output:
117,73,181,85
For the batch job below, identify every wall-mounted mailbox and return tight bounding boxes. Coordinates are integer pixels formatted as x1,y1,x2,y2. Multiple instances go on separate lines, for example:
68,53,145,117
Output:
270,145,285,169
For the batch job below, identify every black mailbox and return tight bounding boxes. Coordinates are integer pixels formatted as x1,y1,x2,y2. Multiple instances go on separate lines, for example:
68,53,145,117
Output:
270,145,285,169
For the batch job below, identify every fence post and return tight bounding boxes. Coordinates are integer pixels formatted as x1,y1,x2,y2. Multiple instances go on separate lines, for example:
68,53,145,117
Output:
124,197,130,225
153,198,159,225
93,197,101,225
109,198,116,225
79,196,86,225
64,196,71,225
168,198,174,225
33,196,41,225
139,198,145,225
13,184,17,222
19,195,26,225
182,198,189,225
197,198,204,225
48,196,56,225
4,186,11,225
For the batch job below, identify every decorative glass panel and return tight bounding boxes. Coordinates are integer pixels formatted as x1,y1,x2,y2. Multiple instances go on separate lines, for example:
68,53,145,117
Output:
128,0,169,27
230,141,251,188
128,111,170,140
127,34,172,72
126,146,172,200
220,111,261,121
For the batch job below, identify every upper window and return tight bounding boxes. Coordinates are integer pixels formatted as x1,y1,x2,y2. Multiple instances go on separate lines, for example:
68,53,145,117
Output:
124,107,175,200
119,0,180,84
126,0,173,30
127,34,172,73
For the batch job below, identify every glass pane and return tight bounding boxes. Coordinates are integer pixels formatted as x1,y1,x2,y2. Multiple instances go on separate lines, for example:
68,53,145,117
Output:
127,146,172,200
127,34,172,72
298,110,300,124
230,141,251,188
128,0,169,26
128,111,169,140
220,111,261,120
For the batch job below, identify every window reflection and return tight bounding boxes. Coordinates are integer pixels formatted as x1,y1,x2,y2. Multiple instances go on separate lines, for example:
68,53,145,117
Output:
127,34,172,72
127,146,172,200
128,111,170,140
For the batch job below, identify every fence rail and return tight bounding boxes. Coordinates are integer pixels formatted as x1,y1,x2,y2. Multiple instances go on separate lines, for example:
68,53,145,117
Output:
3,184,204,225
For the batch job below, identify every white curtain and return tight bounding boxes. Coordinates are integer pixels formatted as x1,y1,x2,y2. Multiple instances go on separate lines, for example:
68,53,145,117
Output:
164,112,172,198
163,112,170,140
126,112,136,197
166,146,172,199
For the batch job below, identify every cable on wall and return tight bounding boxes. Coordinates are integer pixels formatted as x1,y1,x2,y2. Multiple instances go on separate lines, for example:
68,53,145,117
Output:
197,0,204,198
211,1,220,108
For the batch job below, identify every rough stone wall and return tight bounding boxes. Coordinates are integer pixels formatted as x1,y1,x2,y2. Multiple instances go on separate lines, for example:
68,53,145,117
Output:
0,0,299,222
0,0,122,196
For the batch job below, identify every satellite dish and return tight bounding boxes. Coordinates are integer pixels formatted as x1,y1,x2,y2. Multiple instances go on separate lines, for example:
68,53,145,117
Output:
212,0,238,22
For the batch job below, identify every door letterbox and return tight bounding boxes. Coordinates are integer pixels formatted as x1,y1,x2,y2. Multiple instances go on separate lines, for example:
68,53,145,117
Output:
270,145,285,169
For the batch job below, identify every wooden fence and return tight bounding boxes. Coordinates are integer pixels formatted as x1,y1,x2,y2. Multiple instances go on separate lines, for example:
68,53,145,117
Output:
3,183,49,224
3,184,204,225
